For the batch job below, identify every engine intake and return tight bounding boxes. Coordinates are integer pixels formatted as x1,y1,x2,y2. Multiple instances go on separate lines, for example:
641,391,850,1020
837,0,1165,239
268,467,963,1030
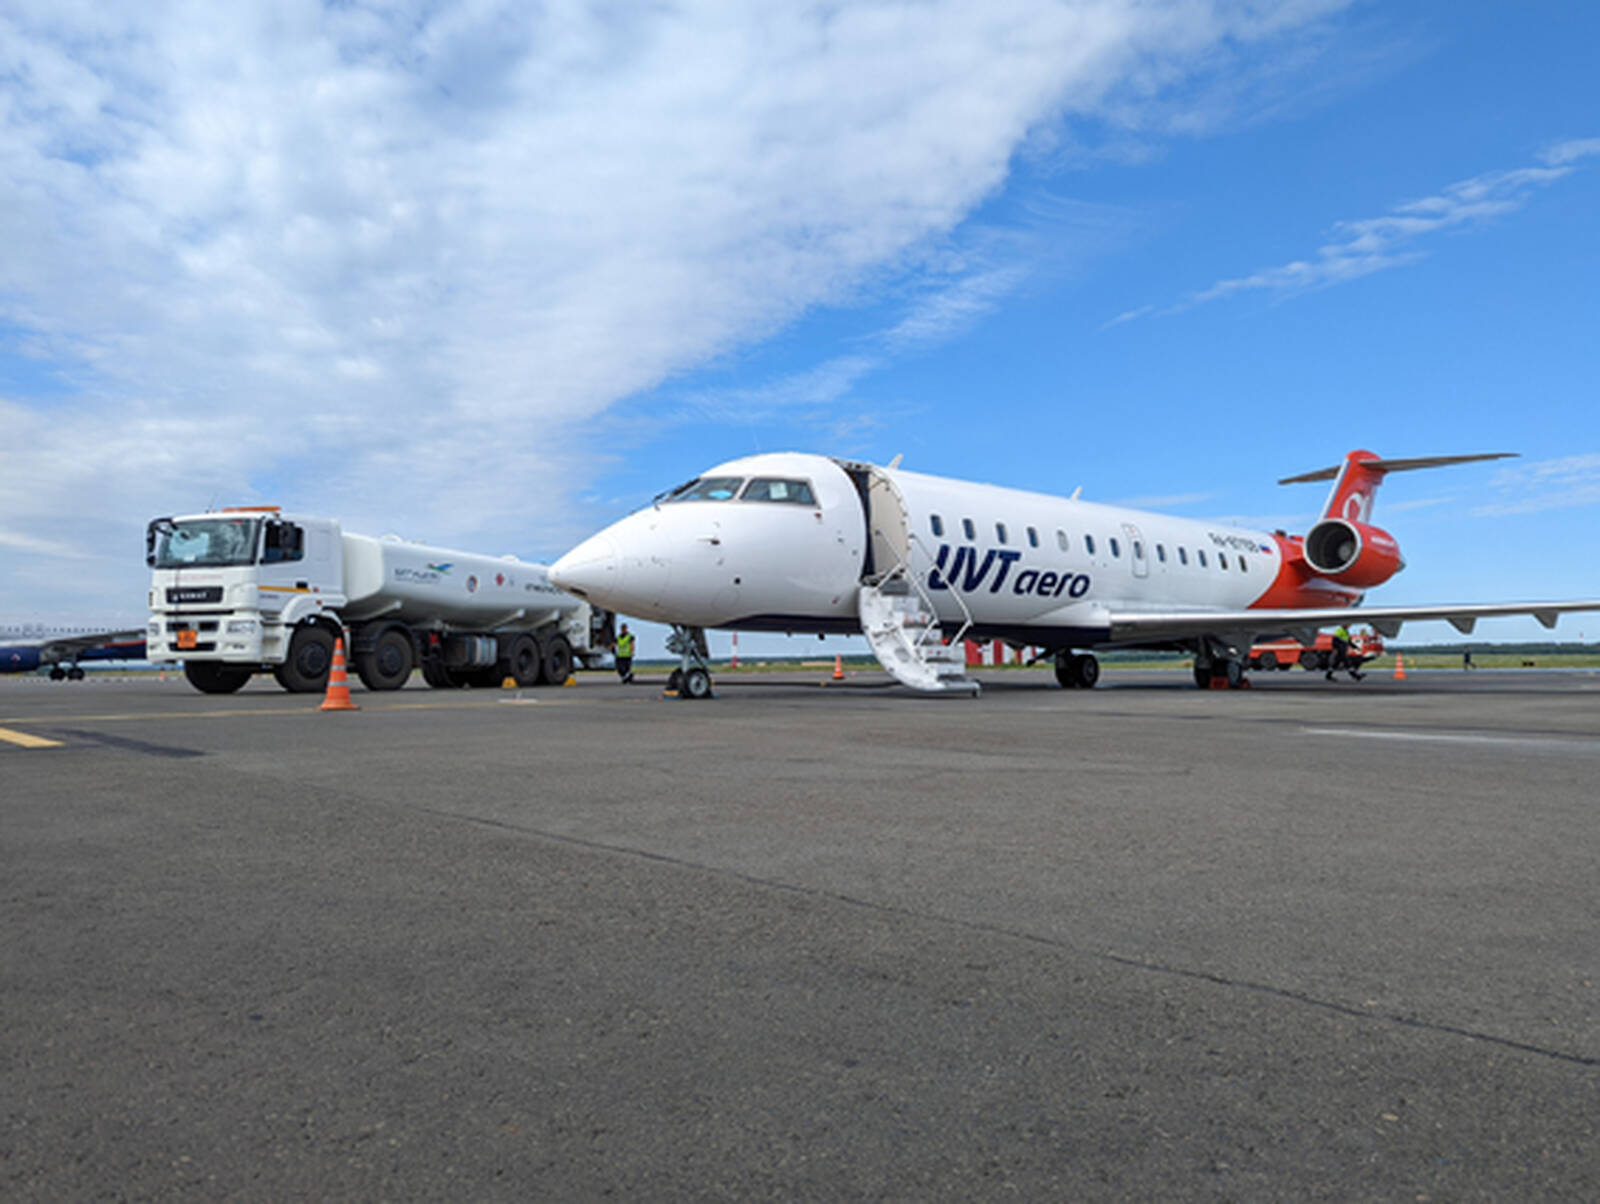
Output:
1302,519,1404,588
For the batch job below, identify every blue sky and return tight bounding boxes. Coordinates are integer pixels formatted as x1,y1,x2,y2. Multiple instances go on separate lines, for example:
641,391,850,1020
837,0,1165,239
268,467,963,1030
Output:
2,1,1597,654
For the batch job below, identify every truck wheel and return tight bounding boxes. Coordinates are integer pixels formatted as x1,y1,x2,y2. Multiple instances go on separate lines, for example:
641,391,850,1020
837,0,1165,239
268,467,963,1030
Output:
1298,650,1318,670
542,634,573,684
357,629,413,691
184,660,253,694
1258,651,1279,671
274,625,335,693
508,634,544,687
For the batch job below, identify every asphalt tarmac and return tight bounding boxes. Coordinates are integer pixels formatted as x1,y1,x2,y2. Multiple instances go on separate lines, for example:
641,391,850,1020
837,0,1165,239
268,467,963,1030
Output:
3,665,1598,1200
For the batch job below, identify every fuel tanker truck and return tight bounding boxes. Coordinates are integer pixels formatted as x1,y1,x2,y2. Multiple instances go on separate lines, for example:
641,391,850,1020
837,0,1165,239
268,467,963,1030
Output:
146,506,612,695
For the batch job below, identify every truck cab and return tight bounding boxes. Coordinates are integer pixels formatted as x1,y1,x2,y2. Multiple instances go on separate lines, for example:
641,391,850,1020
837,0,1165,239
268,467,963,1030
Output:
147,507,348,692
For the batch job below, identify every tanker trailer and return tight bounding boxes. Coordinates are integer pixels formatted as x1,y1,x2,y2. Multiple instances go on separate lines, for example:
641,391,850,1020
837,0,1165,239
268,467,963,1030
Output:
147,507,612,694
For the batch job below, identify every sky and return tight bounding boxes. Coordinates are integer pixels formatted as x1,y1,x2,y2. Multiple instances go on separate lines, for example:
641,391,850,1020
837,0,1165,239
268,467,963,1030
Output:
2,0,1597,656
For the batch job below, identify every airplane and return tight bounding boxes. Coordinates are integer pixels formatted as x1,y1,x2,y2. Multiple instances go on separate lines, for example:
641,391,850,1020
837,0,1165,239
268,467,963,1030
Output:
548,449,1600,698
0,620,148,680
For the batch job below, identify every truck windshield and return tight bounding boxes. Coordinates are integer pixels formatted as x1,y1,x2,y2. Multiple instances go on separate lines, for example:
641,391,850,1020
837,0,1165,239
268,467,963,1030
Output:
150,518,261,567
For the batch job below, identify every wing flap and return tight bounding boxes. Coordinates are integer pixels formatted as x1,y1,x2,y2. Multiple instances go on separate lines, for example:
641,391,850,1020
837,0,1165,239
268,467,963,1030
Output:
1106,601,1600,644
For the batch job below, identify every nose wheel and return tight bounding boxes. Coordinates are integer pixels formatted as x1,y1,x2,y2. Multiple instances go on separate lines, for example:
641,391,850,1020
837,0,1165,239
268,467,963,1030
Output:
666,625,714,700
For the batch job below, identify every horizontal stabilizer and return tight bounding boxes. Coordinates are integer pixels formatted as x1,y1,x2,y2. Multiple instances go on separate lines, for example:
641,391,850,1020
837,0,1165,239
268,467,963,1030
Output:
1279,452,1517,485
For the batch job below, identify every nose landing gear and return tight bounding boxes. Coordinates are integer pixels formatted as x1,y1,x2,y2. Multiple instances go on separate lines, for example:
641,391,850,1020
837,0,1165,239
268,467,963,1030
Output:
665,625,714,700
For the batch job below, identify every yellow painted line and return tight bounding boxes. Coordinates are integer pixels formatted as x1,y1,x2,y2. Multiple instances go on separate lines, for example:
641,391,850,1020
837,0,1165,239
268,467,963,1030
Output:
0,696,602,729
0,725,64,749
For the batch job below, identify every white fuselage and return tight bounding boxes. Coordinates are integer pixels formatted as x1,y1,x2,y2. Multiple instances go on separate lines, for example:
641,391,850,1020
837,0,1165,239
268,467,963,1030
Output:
550,452,1292,647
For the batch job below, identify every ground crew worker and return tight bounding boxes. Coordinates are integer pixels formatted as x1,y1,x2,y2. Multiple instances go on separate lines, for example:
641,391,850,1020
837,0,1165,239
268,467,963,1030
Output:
1327,624,1363,681
614,623,635,684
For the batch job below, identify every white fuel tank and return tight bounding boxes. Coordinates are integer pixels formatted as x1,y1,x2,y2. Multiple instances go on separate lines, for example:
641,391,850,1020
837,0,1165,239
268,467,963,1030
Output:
340,533,578,629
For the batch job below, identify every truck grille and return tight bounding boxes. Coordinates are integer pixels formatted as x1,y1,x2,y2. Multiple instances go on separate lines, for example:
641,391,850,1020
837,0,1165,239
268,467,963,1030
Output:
167,586,224,604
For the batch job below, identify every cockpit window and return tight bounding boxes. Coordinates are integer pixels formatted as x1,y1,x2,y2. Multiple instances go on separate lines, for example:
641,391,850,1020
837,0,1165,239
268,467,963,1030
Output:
665,476,744,502
740,478,816,505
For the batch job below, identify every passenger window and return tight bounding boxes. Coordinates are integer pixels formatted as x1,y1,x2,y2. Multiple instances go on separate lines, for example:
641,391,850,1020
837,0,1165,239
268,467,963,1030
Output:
1198,550,1207,567
996,522,1008,545
1084,534,1095,555
1056,530,1068,552
930,515,944,537
1178,547,1188,566
1109,537,1121,558
1132,540,1144,559
962,518,975,541
740,477,816,505
1156,544,1166,563
1239,556,1247,573
1219,553,1228,570
670,476,744,502
1027,527,1039,548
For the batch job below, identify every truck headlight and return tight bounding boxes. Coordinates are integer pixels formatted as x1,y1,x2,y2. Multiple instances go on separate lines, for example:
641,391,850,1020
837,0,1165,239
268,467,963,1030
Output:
225,619,258,635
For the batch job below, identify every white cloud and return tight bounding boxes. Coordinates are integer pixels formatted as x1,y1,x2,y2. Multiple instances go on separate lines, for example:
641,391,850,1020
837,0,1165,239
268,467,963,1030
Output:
1,0,1354,613
1473,453,1600,516
1127,140,1598,317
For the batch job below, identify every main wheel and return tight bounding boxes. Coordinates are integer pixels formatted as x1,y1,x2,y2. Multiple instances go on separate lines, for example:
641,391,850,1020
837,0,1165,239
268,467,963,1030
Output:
666,668,683,693
1054,651,1080,688
680,666,713,700
184,660,253,694
542,634,573,684
507,634,544,687
1193,664,1213,688
1223,659,1245,689
274,625,336,693
1075,654,1100,689
356,629,414,691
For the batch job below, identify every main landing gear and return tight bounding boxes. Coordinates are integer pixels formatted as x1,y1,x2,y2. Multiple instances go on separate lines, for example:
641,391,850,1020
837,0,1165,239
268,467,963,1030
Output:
47,664,87,681
1192,655,1247,689
665,625,714,701
1054,650,1100,689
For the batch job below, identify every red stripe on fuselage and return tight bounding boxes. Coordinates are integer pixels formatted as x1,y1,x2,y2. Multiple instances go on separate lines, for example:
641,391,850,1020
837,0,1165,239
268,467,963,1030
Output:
1249,532,1364,610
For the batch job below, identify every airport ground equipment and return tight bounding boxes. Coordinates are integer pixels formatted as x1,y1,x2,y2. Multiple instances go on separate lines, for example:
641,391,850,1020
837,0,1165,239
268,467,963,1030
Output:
146,507,612,694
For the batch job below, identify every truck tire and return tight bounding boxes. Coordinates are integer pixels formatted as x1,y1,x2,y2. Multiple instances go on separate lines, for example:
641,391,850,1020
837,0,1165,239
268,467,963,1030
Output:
274,625,336,693
183,660,253,694
356,628,413,691
542,634,573,684
508,634,544,687
1298,650,1318,670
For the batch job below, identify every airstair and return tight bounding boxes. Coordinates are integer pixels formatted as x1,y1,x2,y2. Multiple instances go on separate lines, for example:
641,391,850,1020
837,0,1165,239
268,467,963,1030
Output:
857,542,979,695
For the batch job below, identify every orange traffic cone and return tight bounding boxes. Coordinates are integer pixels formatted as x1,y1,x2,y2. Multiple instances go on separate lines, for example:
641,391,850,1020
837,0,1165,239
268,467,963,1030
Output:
319,638,361,711
832,654,845,681
1392,652,1407,681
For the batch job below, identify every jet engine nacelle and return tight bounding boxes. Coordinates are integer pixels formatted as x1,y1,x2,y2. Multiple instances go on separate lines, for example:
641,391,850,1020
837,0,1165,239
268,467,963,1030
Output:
1302,518,1404,588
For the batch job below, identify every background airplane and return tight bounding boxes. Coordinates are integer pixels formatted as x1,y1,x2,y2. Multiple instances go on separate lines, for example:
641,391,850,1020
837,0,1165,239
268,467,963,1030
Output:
549,449,1600,697
0,621,148,680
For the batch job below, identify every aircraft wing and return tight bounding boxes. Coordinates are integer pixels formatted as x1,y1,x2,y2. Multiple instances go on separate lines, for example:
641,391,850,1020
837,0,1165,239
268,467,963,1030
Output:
1105,600,1600,644
35,629,148,664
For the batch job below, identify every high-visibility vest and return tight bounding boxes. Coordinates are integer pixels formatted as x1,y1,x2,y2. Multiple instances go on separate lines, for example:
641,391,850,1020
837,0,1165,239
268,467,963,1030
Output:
1333,626,1350,643
616,632,635,657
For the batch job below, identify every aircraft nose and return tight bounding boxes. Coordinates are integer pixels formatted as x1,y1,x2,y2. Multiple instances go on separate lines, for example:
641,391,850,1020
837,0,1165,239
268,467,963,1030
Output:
550,532,622,601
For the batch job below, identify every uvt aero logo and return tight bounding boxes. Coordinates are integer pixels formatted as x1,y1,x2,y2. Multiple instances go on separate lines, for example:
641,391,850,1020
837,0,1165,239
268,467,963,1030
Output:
928,545,1091,599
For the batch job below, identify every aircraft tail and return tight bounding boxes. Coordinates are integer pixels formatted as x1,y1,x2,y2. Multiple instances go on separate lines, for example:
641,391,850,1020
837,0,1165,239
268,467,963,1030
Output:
1279,451,1517,523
